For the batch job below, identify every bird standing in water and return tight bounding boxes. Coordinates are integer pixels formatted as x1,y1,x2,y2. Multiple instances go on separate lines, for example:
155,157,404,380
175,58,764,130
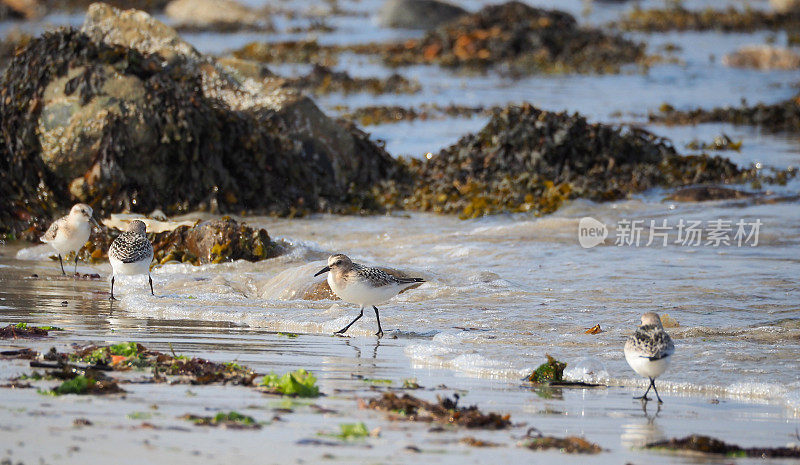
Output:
624,312,675,403
314,254,424,337
40,203,99,275
108,220,154,300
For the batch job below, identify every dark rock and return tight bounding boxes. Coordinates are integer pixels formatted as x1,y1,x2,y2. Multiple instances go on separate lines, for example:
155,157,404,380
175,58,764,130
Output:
379,1,645,73
377,0,467,30
0,3,399,238
665,186,755,202
388,103,748,218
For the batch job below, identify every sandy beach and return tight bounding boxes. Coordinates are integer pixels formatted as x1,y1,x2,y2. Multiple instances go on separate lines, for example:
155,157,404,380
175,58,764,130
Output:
2,234,799,464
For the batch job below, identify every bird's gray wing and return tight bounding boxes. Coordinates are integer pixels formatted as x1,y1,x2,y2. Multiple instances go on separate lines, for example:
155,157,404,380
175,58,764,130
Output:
41,217,65,242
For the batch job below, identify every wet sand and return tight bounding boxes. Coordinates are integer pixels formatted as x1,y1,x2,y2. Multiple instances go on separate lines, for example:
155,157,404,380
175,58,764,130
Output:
1,250,798,465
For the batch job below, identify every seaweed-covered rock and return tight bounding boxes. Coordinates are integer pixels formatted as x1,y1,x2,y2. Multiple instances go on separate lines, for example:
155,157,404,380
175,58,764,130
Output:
615,6,800,32
392,103,746,218
0,3,399,238
380,1,644,73
524,355,566,383
723,45,800,70
80,216,281,265
283,64,420,95
165,0,270,32
377,0,467,30
647,435,800,458
665,186,754,202
651,96,800,133
82,2,201,63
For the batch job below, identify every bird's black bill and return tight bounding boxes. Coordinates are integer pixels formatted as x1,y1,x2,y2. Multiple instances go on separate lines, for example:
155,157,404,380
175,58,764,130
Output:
314,266,330,277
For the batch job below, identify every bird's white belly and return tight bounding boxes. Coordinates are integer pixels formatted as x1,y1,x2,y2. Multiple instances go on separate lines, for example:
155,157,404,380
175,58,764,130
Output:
110,255,152,276
625,350,671,379
328,274,402,306
49,223,91,255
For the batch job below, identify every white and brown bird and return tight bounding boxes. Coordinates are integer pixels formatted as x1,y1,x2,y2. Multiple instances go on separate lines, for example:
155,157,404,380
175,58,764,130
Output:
624,312,675,403
314,254,424,337
40,203,99,275
108,220,154,300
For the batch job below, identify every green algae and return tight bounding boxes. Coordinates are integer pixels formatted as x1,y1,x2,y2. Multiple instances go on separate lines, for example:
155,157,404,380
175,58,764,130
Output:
260,369,320,397
182,411,261,429
524,355,566,384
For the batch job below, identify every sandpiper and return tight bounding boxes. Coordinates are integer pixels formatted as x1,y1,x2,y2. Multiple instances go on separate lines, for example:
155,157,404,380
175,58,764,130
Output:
108,220,154,300
314,254,424,337
40,203,99,275
624,312,674,403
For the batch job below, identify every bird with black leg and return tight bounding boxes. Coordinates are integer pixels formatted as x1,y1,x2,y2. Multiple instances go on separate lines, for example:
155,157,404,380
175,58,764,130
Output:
624,312,674,403
40,203,99,275
314,254,424,337
108,220,154,300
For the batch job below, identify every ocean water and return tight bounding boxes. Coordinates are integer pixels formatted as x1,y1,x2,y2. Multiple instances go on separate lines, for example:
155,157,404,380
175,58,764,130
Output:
3,0,800,420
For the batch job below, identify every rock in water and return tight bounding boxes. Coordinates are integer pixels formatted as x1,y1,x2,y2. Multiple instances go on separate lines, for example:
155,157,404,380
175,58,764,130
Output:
723,45,800,70
665,186,754,202
392,104,746,218
770,0,800,13
380,1,644,73
0,3,398,238
164,0,268,31
377,0,467,30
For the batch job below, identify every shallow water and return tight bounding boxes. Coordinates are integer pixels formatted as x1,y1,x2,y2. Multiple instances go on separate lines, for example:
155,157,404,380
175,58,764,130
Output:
1,0,800,461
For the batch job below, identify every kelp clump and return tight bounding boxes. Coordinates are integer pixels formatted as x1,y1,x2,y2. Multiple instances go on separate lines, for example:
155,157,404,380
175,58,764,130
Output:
0,322,62,338
363,392,511,429
70,342,257,385
378,1,645,73
45,374,124,396
182,411,261,429
390,104,746,218
646,435,800,458
520,430,604,454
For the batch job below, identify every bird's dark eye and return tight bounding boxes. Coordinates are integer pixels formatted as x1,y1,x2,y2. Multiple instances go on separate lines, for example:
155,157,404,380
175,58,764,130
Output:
334,260,342,266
